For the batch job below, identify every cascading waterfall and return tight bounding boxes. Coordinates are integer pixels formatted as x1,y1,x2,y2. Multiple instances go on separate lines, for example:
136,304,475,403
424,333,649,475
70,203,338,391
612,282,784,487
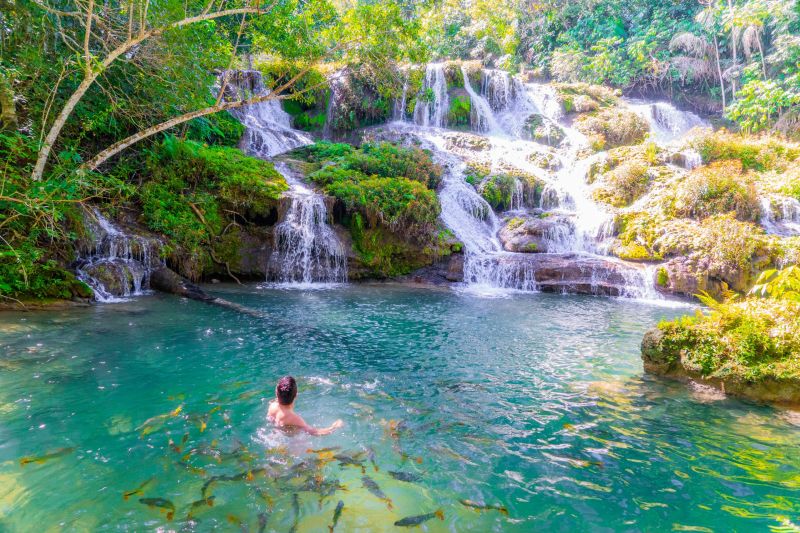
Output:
222,70,312,157
625,99,709,144
413,63,449,128
461,65,502,135
380,64,714,298
75,208,163,302
224,69,347,285
761,195,800,236
267,163,348,285
393,73,409,122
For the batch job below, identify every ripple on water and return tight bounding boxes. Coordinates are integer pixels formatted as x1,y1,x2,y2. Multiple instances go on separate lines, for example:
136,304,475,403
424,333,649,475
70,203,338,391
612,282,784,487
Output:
0,286,798,531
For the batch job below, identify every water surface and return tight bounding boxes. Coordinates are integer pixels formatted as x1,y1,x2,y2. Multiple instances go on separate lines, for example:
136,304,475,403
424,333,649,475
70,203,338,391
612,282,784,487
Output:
1,285,799,531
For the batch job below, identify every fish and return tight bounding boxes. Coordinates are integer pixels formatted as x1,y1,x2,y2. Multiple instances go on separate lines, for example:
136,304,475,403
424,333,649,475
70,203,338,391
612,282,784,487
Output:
139,497,176,520
394,510,444,527
19,447,76,466
168,433,189,454
290,493,300,533
253,487,274,510
237,390,261,401
329,500,344,532
138,405,183,437
308,447,341,454
122,477,156,500
388,471,421,483
367,448,379,472
459,499,509,515
334,453,366,469
361,476,393,510
187,496,215,518
257,512,269,533
176,461,207,476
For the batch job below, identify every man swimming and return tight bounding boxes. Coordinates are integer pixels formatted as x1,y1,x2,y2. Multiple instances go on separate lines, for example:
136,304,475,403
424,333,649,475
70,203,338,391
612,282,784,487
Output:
268,376,343,436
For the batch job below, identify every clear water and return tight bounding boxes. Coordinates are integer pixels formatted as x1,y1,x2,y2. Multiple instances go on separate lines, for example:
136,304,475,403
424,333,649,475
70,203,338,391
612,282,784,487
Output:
1,286,799,531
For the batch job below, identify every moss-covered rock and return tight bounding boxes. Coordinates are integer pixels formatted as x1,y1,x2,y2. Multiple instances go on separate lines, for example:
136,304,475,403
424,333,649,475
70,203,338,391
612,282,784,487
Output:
522,114,566,147
575,108,649,150
642,298,800,406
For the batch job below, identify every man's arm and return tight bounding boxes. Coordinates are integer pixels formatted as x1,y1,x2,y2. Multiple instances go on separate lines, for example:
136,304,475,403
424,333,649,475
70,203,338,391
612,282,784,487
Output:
294,414,344,436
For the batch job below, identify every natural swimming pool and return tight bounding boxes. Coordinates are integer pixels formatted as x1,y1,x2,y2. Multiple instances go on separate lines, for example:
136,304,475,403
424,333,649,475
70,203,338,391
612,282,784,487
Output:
1,285,799,531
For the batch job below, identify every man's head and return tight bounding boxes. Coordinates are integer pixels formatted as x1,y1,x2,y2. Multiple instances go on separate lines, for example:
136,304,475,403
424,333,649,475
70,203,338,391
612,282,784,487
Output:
276,376,297,406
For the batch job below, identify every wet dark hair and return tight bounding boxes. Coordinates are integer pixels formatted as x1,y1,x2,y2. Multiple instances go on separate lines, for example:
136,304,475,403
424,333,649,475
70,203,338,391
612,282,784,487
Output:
276,376,297,405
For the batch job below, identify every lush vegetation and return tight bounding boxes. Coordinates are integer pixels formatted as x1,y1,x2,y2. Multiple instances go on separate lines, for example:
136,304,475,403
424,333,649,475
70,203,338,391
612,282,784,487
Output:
646,267,800,389
139,136,287,279
291,141,454,277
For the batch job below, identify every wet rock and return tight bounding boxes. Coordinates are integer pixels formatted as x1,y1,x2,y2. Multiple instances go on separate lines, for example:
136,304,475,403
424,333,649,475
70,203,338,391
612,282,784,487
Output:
491,252,648,296
498,214,575,253
522,114,566,147
657,256,750,298
444,132,490,153
446,253,465,282
527,151,561,171
80,260,141,297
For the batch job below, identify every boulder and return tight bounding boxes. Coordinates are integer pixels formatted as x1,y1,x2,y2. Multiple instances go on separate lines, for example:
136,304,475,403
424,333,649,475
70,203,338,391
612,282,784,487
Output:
522,114,566,147
490,252,650,296
498,214,575,253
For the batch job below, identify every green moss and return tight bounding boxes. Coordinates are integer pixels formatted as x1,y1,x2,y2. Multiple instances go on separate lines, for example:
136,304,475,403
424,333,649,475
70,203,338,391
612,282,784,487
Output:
697,133,800,172
655,299,800,382
657,267,669,287
140,136,287,278
592,160,650,207
448,95,471,127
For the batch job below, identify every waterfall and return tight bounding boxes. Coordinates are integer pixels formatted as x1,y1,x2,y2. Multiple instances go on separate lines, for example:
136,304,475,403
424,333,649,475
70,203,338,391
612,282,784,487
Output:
413,63,449,128
222,70,312,157
761,195,800,236
267,163,348,285
323,74,345,138
393,74,409,122
482,69,512,111
75,208,163,302
461,65,502,135
625,99,709,143
224,70,347,286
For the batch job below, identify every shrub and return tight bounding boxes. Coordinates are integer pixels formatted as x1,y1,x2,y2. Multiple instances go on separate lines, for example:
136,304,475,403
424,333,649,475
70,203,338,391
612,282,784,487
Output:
448,95,471,127
140,136,287,278
695,132,800,172
0,133,126,300
326,176,439,235
575,108,649,149
655,298,800,382
341,142,443,189
592,161,650,207
672,160,761,222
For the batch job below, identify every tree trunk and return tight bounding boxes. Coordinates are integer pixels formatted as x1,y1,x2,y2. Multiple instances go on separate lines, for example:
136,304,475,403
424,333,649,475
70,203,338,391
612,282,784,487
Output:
713,34,726,109
29,6,271,181
727,0,737,95
0,71,18,131
83,63,319,169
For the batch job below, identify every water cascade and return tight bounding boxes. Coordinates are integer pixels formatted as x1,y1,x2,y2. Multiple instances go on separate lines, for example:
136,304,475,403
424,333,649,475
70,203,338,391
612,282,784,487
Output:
223,70,312,157
413,63,449,128
372,64,712,298
625,99,709,144
461,65,502,134
267,163,348,284
761,195,800,236
75,208,163,302
224,70,347,285
393,73,409,122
